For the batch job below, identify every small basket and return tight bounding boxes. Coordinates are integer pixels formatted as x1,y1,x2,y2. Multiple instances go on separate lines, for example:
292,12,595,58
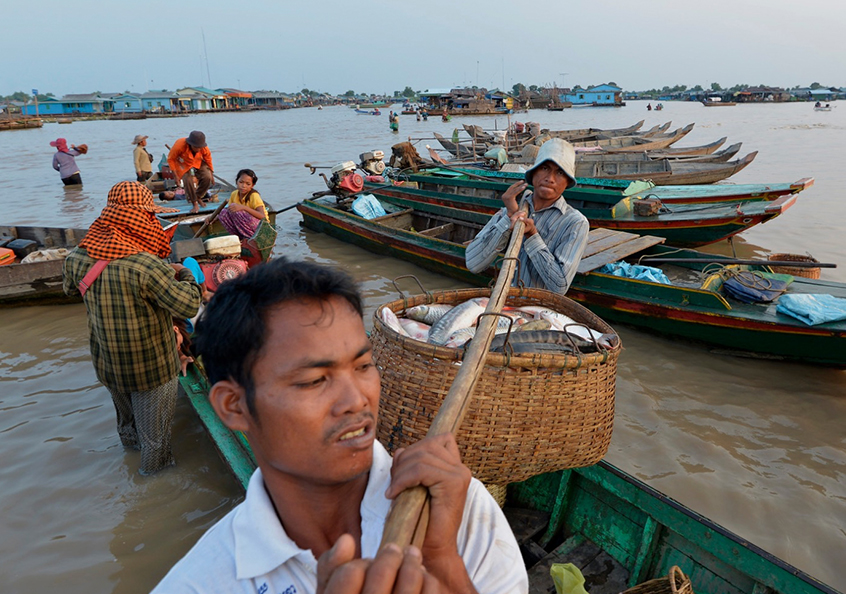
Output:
767,253,821,279
622,566,694,594
372,286,620,485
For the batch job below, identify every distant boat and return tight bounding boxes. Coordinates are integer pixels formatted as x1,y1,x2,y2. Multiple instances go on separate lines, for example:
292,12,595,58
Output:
702,98,737,106
814,106,832,112
355,109,381,116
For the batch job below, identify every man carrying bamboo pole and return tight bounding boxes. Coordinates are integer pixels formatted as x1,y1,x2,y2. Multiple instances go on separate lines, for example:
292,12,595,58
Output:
152,258,527,594
465,138,589,294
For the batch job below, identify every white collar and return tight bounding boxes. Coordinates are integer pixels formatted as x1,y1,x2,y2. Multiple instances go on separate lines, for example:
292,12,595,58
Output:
231,441,394,579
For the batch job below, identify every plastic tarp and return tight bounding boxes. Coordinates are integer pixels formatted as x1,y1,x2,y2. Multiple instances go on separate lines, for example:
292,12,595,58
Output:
776,293,846,326
722,271,790,304
597,261,672,284
484,146,508,167
351,194,387,219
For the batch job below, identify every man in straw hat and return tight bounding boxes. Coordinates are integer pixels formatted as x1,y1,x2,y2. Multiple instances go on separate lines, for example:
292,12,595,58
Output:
132,134,154,182
167,130,214,214
466,138,589,294
152,257,526,593
62,181,202,475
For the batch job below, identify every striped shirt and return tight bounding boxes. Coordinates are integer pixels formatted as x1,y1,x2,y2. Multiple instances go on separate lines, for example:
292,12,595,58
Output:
465,194,589,293
63,247,202,392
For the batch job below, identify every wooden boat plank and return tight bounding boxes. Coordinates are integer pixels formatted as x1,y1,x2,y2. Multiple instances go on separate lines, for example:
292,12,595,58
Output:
578,235,666,273
582,229,647,258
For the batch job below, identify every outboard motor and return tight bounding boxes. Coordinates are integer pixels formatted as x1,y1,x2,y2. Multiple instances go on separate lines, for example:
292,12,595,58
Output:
359,150,386,176
320,161,364,197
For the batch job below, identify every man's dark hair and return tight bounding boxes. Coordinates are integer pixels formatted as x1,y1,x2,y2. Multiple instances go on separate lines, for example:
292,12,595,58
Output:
193,257,363,415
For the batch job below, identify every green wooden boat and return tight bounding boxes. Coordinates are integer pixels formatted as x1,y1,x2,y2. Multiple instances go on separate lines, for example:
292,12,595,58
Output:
364,174,796,248
296,193,846,366
178,354,841,594
404,167,814,206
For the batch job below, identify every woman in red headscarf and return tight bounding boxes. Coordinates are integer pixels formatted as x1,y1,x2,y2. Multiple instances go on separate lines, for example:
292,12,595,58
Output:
50,138,87,186
62,182,202,475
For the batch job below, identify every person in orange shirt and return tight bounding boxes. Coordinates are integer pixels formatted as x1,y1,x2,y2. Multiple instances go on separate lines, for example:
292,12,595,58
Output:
167,130,214,214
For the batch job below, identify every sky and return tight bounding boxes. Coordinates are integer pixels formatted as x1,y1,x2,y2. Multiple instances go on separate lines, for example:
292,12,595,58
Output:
2,0,844,98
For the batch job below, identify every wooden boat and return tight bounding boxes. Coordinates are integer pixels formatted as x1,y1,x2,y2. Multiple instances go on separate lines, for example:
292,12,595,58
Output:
621,136,728,157
571,124,694,152
0,118,44,131
413,167,814,206
177,357,843,594
574,151,758,185
577,142,742,164
156,197,280,239
355,109,382,115
296,193,846,366
702,99,737,106
366,170,789,246
0,225,87,307
814,106,832,112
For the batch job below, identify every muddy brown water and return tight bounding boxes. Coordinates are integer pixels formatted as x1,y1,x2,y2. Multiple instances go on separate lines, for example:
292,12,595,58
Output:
1,101,844,593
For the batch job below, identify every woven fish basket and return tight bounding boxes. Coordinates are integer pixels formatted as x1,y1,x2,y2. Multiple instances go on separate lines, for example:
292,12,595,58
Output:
372,286,620,485
621,566,694,594
767,253,821,279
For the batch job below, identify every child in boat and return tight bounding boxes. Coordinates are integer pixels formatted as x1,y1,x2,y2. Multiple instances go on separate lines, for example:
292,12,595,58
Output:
217,168,268,240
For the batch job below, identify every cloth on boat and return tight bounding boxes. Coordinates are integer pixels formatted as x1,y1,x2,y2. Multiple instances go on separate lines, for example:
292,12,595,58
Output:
598,261,671,285
722,270,789,304
351,193,388,219
484,146,508,167
776,293,846,326
219,207,260,239
150,441,527,593
79,181,178,260
20,248,70,263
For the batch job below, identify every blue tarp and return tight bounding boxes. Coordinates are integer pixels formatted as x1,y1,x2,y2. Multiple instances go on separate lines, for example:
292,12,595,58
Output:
776,293,846,326
351,194,387,219
597,262,672,285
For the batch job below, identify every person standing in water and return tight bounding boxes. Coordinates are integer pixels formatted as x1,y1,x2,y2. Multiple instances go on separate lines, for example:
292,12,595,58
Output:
51,138,86,186
132,134,154,183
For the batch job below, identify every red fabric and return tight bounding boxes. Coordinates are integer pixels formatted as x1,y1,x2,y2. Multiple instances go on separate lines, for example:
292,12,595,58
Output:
79,182,178,260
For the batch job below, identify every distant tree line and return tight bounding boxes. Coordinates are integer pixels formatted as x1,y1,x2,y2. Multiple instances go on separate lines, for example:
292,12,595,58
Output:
1,91,55,103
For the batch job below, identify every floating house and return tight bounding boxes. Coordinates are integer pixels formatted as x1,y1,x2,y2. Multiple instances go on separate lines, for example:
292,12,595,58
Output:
563,83,625,107
140,91,180,113
22,94,115,115
111,94,144,113
419,87,514,114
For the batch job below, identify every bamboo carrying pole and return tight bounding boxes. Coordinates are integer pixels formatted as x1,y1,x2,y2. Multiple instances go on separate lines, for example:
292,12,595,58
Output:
379,202,530,550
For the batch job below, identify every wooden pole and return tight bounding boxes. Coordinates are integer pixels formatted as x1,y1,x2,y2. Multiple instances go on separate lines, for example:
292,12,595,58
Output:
380,202,529,550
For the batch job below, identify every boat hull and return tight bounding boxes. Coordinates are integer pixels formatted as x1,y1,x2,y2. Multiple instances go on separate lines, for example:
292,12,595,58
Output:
297,197,846,367
366,181,793,248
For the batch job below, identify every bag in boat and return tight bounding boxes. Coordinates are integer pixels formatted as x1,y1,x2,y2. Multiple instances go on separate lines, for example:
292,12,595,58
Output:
722,270,790,304
351,194,387,219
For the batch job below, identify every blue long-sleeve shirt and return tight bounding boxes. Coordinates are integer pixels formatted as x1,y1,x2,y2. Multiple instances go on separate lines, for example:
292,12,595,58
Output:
465,194,589,294
52,149,82,179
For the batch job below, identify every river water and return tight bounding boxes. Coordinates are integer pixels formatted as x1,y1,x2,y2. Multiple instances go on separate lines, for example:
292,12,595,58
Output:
1,101,844,593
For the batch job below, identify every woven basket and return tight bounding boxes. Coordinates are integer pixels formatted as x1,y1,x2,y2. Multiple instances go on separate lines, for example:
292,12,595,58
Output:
372,286,620,485
767,253,821,279
622,566,694,594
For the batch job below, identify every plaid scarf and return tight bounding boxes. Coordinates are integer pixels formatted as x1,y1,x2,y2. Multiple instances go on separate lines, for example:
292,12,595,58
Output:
80,182,176,259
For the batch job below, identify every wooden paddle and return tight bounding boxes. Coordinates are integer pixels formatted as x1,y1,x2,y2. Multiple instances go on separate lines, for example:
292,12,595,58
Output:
380,201,530,550
192,197,229,239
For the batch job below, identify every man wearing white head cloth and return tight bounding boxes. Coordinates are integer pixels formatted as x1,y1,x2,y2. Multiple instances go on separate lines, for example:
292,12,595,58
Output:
465,138,589,293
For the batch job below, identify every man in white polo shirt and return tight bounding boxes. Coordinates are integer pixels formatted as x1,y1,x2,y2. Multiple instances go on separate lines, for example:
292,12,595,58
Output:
152,258,528,594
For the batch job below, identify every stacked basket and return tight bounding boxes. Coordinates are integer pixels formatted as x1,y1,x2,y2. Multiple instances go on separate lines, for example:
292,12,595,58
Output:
371,286,620,489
